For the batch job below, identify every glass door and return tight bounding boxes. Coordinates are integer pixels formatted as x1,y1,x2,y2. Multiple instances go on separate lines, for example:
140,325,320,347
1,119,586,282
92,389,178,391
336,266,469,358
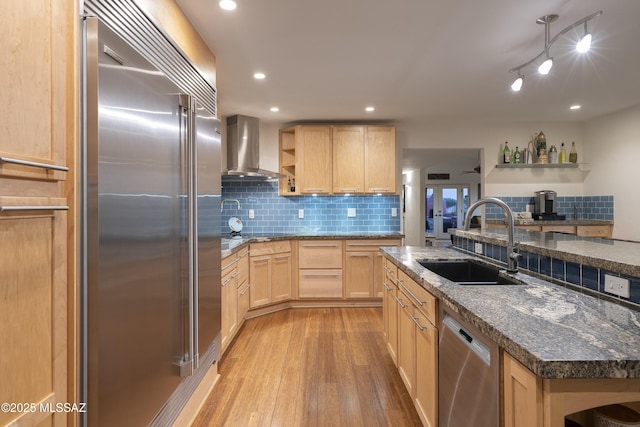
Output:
426,185,469,239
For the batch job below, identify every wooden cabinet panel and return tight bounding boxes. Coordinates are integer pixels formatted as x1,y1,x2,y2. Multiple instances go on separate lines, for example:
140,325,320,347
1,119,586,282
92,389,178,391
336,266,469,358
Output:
397,290,416,397
298,269,343,298
503,352,543,427
383,259,399,366
0,209,67,427
373,252,384,298
332,126,364,193
345,252,374,298
397,270,437,325
298,240,343,269
364,126,396,193
250,241,291,257
236,248,249,285
0,1,69,182
577,225,612,238
297,126,332,194
541,225,576,234
271,253,292,302
237,282,250,322
249,256,271,308
415,315,438,427
221,267,238,351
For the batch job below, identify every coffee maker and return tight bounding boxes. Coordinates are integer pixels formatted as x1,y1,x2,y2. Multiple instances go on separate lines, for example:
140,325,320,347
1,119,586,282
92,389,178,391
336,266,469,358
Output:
533,190,565,220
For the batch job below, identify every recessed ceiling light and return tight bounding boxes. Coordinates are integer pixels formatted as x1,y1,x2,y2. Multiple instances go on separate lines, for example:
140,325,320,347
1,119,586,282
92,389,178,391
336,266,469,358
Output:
270,107,279,112
365,106,375,112
219,0,237,10
570,105,581,110
253,72,266,80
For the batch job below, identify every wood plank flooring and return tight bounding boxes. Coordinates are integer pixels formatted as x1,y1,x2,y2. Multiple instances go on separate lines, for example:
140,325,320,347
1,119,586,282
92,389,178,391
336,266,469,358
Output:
193,307,422,426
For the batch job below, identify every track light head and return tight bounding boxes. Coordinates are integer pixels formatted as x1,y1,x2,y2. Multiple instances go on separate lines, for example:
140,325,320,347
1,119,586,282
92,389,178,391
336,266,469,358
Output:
577,32,592,53
511,75,524,92
538,57,553,75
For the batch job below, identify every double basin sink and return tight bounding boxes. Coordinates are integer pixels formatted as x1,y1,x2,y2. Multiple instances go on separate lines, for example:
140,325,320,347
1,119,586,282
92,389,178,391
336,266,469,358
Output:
418,259,520,286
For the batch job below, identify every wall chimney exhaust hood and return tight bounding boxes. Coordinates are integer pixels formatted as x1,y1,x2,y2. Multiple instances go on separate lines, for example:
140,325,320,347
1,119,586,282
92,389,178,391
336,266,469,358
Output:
222,114,283,180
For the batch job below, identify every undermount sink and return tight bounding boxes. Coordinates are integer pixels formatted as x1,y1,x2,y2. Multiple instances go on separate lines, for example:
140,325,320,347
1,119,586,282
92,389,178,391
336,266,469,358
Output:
418,259,519,285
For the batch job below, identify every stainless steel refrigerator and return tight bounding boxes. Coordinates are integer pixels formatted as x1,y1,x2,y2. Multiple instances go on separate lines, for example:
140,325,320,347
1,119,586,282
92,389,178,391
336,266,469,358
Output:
81,17,221,426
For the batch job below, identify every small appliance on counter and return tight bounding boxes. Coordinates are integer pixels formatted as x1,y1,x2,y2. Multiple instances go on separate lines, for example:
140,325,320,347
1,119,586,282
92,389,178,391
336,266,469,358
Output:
229,217,243,238
533,190,566,220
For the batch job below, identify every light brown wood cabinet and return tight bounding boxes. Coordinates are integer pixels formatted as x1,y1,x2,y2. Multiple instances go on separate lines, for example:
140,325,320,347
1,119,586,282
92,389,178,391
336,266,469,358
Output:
383,258,399,366
279,125,396,195
391,269,439,427
298,240,343,298
503,352,543,427
221,254,239,353
487,222,613,238
0,2,76,426
344,239,401,298
364,126,397,194
332,126,365,193
249,241,292,308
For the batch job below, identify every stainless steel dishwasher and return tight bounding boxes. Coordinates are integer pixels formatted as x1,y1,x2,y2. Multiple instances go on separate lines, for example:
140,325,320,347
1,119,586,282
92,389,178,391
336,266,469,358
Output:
438,308,499,427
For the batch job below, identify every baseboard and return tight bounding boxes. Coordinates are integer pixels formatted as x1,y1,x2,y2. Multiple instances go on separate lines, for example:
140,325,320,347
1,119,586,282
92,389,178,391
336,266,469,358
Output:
245,299,382,319
171,361,220,427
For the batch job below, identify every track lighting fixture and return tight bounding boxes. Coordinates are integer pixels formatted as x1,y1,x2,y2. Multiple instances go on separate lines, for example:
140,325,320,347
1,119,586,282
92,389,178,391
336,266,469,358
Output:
509,10,602,91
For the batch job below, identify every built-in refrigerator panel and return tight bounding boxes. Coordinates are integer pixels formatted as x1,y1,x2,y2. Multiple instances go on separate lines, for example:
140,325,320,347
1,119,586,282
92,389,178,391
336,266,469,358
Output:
194,102,222,359
84,18,189,426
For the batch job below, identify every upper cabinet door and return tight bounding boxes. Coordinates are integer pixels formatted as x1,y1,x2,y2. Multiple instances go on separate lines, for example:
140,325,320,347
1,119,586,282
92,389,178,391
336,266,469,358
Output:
365,126,396,194
297,126,332,194
332,126,365,194
0,1,70,182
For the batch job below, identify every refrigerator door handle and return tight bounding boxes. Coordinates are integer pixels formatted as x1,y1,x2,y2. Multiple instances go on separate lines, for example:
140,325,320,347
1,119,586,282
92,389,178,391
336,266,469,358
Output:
188,96,200,370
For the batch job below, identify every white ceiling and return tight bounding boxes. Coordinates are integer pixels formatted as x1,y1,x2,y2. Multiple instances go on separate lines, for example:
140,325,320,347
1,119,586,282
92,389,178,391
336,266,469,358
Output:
176,0,640,127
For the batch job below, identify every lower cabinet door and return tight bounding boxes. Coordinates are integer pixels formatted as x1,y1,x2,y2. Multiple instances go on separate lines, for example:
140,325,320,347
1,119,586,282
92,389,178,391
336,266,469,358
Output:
221,272,238,351
345,252,374,298
415,315,438,427
271,253,292,302
237,281,250,322
386,284,399,366
249,256,271,308
397,294,416,396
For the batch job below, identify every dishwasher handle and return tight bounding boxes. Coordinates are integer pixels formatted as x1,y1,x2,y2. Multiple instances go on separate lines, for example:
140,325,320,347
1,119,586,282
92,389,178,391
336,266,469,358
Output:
442,314,492,367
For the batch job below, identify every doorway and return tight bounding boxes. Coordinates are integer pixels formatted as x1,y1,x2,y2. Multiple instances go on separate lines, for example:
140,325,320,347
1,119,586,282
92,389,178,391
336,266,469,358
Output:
426,185,469,239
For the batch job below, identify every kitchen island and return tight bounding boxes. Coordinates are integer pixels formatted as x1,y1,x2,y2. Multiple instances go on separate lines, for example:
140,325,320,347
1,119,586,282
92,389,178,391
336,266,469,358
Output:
381,228,640,426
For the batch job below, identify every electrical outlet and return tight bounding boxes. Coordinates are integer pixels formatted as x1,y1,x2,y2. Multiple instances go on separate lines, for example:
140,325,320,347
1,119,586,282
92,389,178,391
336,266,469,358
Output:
248,209,255,219
604,274,630,298
391,207,398,217
347,208,356,218
474,242,483,255
298,209,304,219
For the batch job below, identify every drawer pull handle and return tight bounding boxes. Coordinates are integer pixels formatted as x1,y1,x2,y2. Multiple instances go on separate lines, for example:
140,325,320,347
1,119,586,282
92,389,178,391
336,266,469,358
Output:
274,255,290,260
383,283,392,291
240,286,250,296
222,277,233,286
303,274,339,278
238,252,249,259
0,205,69,212
394,296,407,308
410,314,427,331
0,156,69,172
302,244,338,247
398,280,425,306
221,259,238,270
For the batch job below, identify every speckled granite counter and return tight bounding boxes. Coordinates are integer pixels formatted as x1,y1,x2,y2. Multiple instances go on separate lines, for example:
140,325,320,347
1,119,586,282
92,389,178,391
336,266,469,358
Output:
382,246,640,379
221,232,404,258
454,228,640,278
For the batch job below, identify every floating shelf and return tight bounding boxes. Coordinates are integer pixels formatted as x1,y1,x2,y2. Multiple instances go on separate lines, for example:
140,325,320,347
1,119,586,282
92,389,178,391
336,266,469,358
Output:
495,163,579,169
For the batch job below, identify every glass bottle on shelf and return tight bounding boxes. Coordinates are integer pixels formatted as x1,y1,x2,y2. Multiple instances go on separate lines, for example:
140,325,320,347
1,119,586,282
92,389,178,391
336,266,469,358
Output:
513,146,521,164
503,141,511,164
569,141,578,163
548,145,558,164
559,142,567,163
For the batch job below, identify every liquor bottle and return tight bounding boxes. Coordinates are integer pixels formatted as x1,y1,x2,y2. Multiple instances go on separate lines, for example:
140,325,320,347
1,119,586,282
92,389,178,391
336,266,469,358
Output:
569,141,578,163
513,146,521,164
559,142,567,163
503,141,511,164
548,145,558,164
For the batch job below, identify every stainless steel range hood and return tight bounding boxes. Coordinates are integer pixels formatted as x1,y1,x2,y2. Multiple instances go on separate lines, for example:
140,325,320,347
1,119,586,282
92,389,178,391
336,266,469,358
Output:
222,115,283,180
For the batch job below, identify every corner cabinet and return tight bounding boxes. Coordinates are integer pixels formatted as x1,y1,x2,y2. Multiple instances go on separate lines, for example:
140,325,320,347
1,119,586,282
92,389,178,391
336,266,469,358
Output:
279,125,396,195
344,239,401,298
0,2,76,427
249,241,292,308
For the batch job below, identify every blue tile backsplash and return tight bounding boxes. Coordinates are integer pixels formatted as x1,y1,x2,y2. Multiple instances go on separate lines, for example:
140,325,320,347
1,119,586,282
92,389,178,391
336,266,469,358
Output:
482,195,614,220
452,235,640,309
220,181,401,235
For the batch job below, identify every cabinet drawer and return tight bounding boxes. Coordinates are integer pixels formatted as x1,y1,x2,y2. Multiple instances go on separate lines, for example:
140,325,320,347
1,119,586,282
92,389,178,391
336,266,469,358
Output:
384,257,398,285
298,240,343,268
541,225,576,234
345,239,402,252
577,225,612,238
221,254,238,276
397,270,437,325
250,240,291,256
298,269,343,298
237,248,249,285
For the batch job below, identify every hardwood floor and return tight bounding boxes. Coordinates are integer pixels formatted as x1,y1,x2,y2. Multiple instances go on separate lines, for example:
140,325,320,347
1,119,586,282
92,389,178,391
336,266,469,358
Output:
193,307,422,426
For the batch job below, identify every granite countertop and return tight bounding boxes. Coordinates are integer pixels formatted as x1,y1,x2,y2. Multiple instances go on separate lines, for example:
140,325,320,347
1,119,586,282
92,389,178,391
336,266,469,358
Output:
455,228,640,278
487,218,613,226
382,246,640,379
221,232,404,258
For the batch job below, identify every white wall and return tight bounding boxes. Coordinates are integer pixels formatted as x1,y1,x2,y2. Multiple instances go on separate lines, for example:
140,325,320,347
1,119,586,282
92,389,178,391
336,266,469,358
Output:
583,104,640,241
402,169,424,246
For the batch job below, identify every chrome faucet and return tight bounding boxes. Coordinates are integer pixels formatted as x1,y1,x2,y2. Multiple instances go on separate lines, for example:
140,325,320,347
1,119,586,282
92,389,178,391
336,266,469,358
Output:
463,197,522,273
221,199,241,212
